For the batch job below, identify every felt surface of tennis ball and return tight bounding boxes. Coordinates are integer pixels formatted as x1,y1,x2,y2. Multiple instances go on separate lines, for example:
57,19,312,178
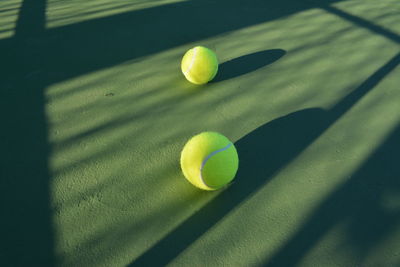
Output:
181,46,219,84
180,132,239,190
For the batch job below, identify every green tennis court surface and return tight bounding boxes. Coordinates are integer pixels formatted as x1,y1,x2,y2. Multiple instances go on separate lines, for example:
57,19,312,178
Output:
1,0,399,266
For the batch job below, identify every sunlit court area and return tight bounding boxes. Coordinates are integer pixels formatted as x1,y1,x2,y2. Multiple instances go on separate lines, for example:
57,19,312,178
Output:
1,0,399,266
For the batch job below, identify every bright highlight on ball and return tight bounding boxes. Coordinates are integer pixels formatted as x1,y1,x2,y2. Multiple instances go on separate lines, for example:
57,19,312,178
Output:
181,46,219,84
180,132,239,190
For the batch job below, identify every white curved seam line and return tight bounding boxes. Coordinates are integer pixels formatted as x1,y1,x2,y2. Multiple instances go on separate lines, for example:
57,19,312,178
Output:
183,47,198,76
200,143,232,188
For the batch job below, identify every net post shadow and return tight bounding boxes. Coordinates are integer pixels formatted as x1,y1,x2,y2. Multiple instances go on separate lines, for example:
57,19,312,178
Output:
0,0,55,266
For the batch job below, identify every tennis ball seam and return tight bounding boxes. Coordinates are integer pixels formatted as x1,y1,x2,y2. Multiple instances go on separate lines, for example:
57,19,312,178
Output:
199,142,232,189
183,47,198,77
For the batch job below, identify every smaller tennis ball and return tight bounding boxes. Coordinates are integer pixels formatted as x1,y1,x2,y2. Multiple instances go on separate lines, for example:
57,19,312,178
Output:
180,132,239,190
181,46,219,84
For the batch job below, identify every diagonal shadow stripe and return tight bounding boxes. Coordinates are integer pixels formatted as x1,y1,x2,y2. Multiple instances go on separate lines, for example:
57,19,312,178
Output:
264,125,400,266
321,4,400,44
266,53,400,267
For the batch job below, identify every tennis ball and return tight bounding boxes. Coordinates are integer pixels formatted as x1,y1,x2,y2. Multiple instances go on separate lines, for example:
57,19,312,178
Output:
181,46,219,84
180,132,239,190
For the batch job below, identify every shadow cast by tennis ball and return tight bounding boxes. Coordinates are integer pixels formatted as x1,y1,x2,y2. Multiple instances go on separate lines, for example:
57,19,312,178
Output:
213,49,286,82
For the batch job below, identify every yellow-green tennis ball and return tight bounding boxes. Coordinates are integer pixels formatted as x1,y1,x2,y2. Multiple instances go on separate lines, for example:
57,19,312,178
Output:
181,46,219,85
180,132,239,191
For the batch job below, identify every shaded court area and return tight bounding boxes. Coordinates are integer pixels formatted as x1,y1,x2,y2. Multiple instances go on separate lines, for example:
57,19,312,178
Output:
0,0,399,266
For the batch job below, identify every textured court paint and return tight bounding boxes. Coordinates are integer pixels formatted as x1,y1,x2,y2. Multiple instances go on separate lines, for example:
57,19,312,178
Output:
45,0,189,29
3,0,399,266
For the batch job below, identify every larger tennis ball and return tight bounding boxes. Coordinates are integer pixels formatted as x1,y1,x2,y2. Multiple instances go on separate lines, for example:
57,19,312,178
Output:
180,132,239,190
181,46,219,84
